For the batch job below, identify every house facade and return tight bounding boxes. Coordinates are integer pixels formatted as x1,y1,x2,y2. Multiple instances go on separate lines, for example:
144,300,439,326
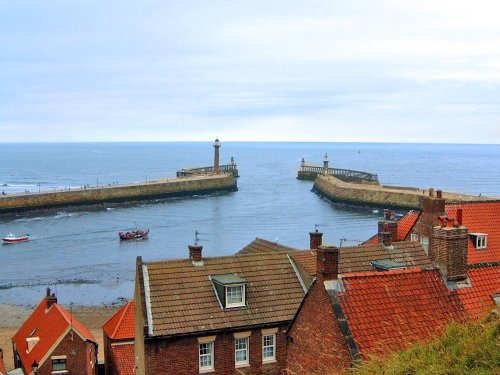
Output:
286,246,465,374
12,289,98,375
134,243,308,375
103,301,135,375
286,194,500,374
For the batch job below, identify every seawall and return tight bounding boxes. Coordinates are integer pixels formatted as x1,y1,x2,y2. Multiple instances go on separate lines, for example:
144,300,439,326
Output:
0,174,237,214
313,175,495,210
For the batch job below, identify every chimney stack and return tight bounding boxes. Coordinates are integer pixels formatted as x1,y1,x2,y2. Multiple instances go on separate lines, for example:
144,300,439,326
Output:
421,187,446,259
213,138,221,174
189,244,203,263
46,287,57,308
378,209,398,244
316,245,339,282
432,217,468,281
309,229,323,249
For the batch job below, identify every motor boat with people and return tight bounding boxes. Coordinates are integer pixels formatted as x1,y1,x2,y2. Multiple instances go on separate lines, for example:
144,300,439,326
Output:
2,233,29,243
118,228,149,240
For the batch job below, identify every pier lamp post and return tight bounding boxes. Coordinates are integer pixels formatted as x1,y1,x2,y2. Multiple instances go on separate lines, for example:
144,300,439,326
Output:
323,153,329,176
32,360,39,374
38,183,41,193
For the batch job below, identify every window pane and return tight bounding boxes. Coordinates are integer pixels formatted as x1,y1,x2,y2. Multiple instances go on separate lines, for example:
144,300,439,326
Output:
199,342,213,368
227,285,243,305
263,334,275,359
52,359,66,371
235,337,248,363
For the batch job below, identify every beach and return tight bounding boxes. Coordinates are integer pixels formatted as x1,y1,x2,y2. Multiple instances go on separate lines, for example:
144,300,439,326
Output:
0,304,119,371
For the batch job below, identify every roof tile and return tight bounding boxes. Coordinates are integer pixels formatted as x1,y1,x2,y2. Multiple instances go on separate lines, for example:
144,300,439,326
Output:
142,251,305,337
12,296,96,374
457,265,500,318
445,202,500,264
103,301,135,340
336,269,464,356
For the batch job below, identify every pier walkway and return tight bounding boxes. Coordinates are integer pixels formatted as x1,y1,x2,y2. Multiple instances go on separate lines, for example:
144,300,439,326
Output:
297,157,378,184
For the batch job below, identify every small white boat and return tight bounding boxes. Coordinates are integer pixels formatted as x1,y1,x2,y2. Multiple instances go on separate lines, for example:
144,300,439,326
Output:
2,233,29,244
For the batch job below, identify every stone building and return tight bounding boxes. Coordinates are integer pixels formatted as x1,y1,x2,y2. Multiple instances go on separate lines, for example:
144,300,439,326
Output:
12,289,98,375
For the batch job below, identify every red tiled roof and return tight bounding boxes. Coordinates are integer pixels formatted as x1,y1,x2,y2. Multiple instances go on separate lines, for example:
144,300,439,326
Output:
103,301,135,340
445,202,500,264
12,296,96,374
364,211,420,245
110,343,135,375
458,265,500,319
397,211,420,240
337,269,464,357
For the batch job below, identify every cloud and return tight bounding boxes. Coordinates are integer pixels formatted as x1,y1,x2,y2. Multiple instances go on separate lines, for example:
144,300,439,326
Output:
0,0,499,143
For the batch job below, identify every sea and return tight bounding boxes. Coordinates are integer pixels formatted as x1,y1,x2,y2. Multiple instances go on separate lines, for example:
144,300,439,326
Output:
0,142,499,306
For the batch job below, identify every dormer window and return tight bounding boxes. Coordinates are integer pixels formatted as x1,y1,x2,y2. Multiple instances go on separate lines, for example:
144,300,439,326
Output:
470,233,488,250
210,274,247,309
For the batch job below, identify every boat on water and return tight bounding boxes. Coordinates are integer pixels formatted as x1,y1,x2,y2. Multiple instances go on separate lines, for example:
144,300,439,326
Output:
2,233,29,243
119,229,149,240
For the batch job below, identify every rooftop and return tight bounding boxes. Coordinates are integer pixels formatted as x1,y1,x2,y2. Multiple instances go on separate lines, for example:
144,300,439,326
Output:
103,300,135,340
457,264,500,319
12,293,96,374
445,202,500,264
336,269,465,356
139,250,306,337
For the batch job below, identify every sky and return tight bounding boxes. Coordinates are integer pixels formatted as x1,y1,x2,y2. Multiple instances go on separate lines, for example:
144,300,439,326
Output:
1,0,499,143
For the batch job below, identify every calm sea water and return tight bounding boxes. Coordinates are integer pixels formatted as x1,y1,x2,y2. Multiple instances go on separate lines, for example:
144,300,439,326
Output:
0,142,499,306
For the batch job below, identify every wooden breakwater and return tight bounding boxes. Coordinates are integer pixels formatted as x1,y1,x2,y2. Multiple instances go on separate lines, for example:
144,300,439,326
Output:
0,174,237,214
313,175,496,210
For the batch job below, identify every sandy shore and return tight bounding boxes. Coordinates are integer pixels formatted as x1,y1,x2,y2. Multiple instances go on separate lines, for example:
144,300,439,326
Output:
0,304,120,371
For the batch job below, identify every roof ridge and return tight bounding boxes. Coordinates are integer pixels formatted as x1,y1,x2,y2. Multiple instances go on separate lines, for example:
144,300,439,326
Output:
342,268,428,279
144,249,292,265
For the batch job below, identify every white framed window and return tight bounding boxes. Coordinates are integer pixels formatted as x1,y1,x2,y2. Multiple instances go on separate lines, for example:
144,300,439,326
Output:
476,235,488,249
198,337,215,373
262,334,276,363
410,233,419,242
420,236,429,255
235,337,249,367
51,356,67,372
226,284,245,308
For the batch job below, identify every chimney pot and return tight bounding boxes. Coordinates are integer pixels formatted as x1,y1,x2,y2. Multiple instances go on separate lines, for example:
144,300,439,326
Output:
456,208,463,226
46,288,57,307
437,189,443,198
429,188,435,197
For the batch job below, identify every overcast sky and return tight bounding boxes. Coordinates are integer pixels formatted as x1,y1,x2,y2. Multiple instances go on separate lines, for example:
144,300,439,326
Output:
1,1,499,143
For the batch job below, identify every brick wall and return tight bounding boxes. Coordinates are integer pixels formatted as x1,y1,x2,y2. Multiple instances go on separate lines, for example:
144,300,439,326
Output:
286,282,351,374
36,329,97,375
433,225,468,280
143,325,287,375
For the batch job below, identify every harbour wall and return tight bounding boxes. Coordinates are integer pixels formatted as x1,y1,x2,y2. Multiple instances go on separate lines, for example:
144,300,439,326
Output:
312,175,500,210
0,174,237,214
313,175,422,209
